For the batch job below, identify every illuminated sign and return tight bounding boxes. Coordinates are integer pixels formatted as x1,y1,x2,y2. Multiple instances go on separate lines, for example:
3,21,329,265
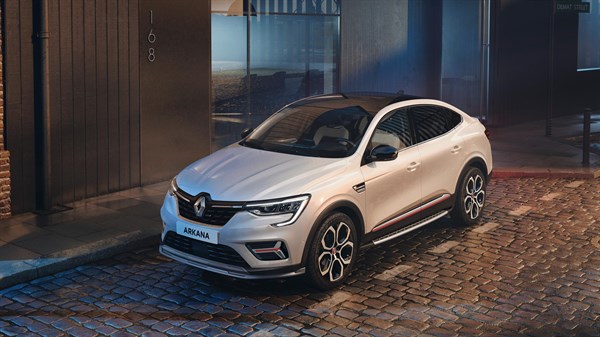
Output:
556,0,590,13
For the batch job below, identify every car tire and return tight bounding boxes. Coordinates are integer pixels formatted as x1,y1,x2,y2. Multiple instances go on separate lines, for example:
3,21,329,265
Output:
306,212,358,290
451,166,487,226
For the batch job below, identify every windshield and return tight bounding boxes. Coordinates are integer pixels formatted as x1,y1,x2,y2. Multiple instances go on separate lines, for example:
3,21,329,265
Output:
240,103,373,158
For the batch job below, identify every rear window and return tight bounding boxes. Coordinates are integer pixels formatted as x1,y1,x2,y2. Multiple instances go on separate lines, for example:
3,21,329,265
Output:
411,106,462,143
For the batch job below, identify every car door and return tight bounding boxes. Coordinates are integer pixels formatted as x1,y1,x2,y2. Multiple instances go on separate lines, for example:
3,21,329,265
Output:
360,108,422,233
410,105,465,202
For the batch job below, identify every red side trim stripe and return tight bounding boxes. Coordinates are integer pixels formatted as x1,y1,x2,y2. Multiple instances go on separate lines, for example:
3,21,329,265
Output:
372,194,451,232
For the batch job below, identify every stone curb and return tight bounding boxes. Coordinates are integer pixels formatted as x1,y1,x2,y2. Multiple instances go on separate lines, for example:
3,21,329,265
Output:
0,231,160,290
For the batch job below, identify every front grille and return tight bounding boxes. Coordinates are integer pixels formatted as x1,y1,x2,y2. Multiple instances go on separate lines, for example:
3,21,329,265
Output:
175,189,241,226
163,231,249,268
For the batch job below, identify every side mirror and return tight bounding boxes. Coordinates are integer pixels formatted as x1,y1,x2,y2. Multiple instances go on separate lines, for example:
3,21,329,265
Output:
369,145,398,162
240,127,254,139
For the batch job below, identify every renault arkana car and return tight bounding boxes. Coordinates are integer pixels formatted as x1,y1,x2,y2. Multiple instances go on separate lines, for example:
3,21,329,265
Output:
160,94,492,289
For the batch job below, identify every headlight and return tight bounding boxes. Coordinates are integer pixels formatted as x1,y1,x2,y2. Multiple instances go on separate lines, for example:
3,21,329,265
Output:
168,177,178,196
245,195,310,227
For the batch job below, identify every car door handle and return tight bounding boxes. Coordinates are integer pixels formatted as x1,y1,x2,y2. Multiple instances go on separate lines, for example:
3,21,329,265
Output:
451,145,462,154
407,162,420,172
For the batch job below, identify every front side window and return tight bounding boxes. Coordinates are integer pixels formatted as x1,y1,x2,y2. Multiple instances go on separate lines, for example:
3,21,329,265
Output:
369,109,413,151
241,104,372,158
412,106,461,143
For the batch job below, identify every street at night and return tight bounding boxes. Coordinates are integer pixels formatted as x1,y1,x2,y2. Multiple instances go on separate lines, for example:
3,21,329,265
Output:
1,177,599,336
2,0,600,336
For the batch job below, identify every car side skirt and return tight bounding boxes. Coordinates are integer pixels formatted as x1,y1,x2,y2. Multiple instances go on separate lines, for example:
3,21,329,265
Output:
362,193,454,247
371,210,449,246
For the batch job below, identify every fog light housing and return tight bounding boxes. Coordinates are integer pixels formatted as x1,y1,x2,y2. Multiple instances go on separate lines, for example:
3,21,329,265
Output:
246,241,288,261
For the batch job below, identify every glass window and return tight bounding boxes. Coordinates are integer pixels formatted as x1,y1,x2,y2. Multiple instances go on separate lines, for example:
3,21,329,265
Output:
369,109,412,151
251,0,339,15
578,0,600,71
441,0,487,118
211,0,340,150
211,1,249,151
249,14,339,123
241,103,371,158
411,106,461,143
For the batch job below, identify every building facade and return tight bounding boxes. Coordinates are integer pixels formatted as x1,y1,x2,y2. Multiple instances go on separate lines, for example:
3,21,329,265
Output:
0,3,11,218
1,0,599,216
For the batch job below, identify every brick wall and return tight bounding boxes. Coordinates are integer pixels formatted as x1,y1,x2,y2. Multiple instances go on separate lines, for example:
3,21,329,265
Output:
0,5,12,218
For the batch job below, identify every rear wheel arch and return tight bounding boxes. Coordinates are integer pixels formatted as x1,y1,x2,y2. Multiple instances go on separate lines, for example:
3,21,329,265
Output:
461,157,489,181
450,157,487,201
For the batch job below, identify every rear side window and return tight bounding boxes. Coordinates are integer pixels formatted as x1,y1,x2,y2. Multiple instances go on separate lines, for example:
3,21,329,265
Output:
411,105,462,143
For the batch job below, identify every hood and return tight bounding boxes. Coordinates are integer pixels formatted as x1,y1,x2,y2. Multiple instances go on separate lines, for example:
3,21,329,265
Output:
175,144,350,201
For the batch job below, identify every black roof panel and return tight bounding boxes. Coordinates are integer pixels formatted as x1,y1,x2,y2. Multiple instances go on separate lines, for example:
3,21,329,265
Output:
290,92,425,115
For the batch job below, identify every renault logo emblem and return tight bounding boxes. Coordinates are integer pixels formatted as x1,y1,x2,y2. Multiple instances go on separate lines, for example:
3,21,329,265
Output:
194,196,206,217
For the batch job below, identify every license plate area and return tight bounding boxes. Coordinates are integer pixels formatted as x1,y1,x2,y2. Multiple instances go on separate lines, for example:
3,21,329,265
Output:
176,222,219,244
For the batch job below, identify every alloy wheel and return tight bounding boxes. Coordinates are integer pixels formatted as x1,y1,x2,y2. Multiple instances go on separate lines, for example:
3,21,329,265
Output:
463,173,485,220
317,221,355,283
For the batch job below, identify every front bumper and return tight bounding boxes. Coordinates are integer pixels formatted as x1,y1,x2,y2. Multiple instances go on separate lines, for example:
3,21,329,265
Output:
160,244,306,279
159,192,313,279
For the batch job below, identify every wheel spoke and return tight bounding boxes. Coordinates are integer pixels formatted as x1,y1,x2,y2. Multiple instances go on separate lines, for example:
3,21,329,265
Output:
466,176,476,194
339,241,354,264
318,252,333,276
474,175,484,192
464,196,473,214
476,190,486,208
336,222,350,246
321,226,335,250
470,203,480,219
329,258,344,282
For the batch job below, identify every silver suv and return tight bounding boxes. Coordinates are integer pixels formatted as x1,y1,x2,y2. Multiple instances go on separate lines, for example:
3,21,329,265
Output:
160,94,492,289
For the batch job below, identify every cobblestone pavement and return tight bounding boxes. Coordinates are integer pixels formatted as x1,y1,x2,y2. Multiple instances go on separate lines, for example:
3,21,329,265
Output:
1,177,600,337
